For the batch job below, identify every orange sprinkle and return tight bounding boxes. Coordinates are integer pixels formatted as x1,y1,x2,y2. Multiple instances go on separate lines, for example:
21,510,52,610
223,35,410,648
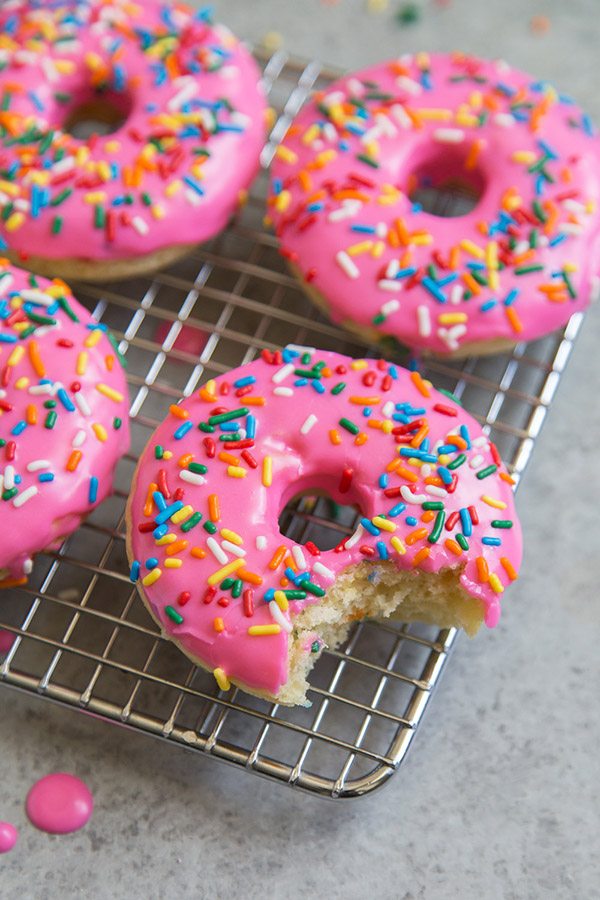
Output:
476,557,490,583
27,340,45,377
462,272,482,295
412,546,431,567
218,451,239,465
169,404,189,419
66,450,82,472
410,424,429,448
268,545,287,571
25,404,37,425
329,429,342,446
500,557,518,581
398,466,419,483
445,538,463,556
105,354,114,372
350,396,381,406
505,306,524,334
447,435,468,450
178,453,194,468
465,138,485,171
421,510,435,524
354,433,368,446
406,527,428,546
499,472,516,485
410,370,431,398
213,617,225,633
244,396,267,406
166,540,188,557
208,494,221,522
237,568,263,585
143,481,158,517
190,547,206,559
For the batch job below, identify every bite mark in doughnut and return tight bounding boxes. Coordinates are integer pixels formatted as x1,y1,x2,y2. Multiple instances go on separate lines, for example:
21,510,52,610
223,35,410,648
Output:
269,53,600,356
0,261,129,583
0,1,266,280
127,348,521,705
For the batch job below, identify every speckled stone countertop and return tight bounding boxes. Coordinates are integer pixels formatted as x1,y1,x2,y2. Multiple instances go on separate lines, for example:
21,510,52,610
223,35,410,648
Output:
1,2,599,898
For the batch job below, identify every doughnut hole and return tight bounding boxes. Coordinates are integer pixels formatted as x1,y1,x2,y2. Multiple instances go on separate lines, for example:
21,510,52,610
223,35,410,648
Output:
62,91,134,139
278,487,362,552
407,144,486,217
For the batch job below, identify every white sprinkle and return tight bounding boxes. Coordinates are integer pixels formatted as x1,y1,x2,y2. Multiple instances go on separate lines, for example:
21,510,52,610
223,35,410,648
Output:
269,600,293,633
382,401,395,419
23,557,33,575
345,524,364,550
41,57,58,82
417,305,431,337
390,103,413,129
374,113,397,138
301,414,318,435
292,545,306,569
286,344,316,356
469,454,485,469
400,486,428,504
425,485,448,498
272,363,295,384
256,535,267,551
381,299,400,317
328,200,362,222
377,279,402,292
313,562,335,581
179,470,205,485
13,485,38,508
438,328,459,352
132,216,149,236
450,284,464,305
386,259,400,279
73,392,92,416
273,387,294,397
434,128,465,144
347,77,364,97
0,274,14,297
20,289,54,306
221,540,246,557
51,156,75,176
472,436,489,448
494,113,516,128
207,537,228,564
28,383,53,396
563,199,588,216
26,460,51,472
514,240,530,255
184,188,202,207
421,464,432,478
335,251,360,279
72,429,87,448
322,90,345,107
375,222,388,238
4,465,15,490
396,75,422,96
167,80,197,112
448,324,467,340
322,123,337,143
561,223,584,235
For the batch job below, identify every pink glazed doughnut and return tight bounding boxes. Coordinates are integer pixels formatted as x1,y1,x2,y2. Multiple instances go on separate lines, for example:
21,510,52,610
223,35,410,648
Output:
0,1,266,282
127,347,521,705
268,53,600,357
0,260,129,586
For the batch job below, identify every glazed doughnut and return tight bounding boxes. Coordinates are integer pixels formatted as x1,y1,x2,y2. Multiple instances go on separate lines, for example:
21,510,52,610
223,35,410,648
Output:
0,260,129,586
0,1,266,282
127,347,521,705
269,53,600,357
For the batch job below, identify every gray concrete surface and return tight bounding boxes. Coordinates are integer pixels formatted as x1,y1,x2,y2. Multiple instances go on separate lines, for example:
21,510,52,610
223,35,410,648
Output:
1,1,599,898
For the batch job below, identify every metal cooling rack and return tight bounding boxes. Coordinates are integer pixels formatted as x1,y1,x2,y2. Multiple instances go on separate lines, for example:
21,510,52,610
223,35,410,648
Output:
0,50,585,800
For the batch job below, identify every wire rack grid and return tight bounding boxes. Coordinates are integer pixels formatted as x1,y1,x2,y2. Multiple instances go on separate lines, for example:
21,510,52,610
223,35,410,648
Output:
0,50,585,800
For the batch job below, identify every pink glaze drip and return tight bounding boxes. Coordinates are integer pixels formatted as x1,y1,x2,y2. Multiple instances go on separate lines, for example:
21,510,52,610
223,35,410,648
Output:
26,773,93,835
128,348,522,697
0,822,18,854
0,630,16,654
0,262,130,581
269,53,600,354
0,2,266,262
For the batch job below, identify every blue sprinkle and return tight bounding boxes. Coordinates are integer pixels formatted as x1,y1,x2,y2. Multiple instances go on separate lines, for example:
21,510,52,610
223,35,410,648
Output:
0,333,17,343
482,536,502,546
88,476,98,503
459,425,471,449
503,288,520,306
183,175,205,196
362,407,372,417
155,501,184,525
376,541,388,560
388,503,406,518
153,524,168,540
57,388,76,412
11,421,27,436
395,266,417,279
480,300,497,313
549,232,567,247
350,224,377,234
378,474,389,489
264,588,275,602
537,139,558,161
360,517,380,536
389,366,398,380
582,113,595,137
146,557,159,570
437,443,458,455
311,380,325,394
219,421,239,432
405,516,418,527
152,491,167,512
284,567,296,582
174,421,193,440
459,508,473,538
272,177,283,195
38,473,55,483
437,273,459,287
246,415,256,440
294,378,308,387
130,561,140,582
437,466,453,485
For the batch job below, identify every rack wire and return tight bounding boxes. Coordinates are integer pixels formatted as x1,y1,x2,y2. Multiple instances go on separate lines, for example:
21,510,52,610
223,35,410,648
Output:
0,50,585,799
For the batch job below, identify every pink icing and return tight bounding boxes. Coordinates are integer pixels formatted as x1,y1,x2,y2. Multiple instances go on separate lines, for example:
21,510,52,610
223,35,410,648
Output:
0,1,266,262
128,348,522,698
0,630,16,653
0,262,130,580
26,773,93,835
269,53,600,354
0,822,18,854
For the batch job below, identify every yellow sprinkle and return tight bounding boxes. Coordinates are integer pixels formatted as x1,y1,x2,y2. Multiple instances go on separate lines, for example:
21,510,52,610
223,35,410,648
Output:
460,238,485,259
5,212,25,232
0,180,20,198
207,558,245,586
84,329,103,348
95,383,124,403
347,240,373,256
165,180,183,197
7,345,25,367
76,352,88,376
275,145,299,165
248,625,281,636
372,516,397,533
92,423,108,442
350,360,368,371
438,312,468,325
511,150,537,164
171,504,194,525
227,465,247,478
156,534,177,545
163,450,173,460
486,241,499,270
142,568,162,587
97,161,111,182
220,528,243,546
14,376,29,390
489,573,504,594
164,558,182,569
302,124,320,145
262,455,273,488
390,536,406,556
213,667,230,690
273,590,289,612
84,191,107,204
481,495,507,510
151,204,165,220
371,240,385,258
274,189,291,213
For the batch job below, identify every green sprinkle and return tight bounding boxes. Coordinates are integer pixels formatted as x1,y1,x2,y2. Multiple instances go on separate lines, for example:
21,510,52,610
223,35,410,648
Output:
188,462,208,474
476,464,498,480
2,487,18,501
57,297,79,322
311,641,320,653
294,368,320,379
532,200,547,222
94,205,105,228
219,434,241,442
155,445,164,459
356,153,380,169
165,605,184,625
372,314,386,326
220,577,235,590
208,407,248,426
284,590,307,600
422,501,444,510
438,389,463,406
303,581,326,598
562,271,577,299
51,216,63,235
198,422,215,433
428,510,446,544
141,192,152,206
514,264,544,275
181,512,202,532
50,188,73,207
44,411,57,429
301,352,311,365
113,417,122,430
231,579,243,599
339,417,360,435
491,519,513,529
203,520,218,534
456,533,469,551
18,326,36,340
331,382,346,395
447,453,467,470
43,400,57,409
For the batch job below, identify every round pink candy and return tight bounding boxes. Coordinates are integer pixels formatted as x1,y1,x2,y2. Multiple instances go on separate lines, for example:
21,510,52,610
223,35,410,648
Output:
0,630,15,654
26,773,93,835
0,822,18,854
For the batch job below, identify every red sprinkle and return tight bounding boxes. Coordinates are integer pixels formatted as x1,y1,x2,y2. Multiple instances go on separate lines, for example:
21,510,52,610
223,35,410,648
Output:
468,505,479,526
203,437,216,458
5,440,15,460
359,545,376,557
177,591,191,607
433,403,458,417
203,586,217,604
138,522,155,533
339,467,353,494
490,442,502,467
243,589,254,617
157,468,171,500
445,511,460,531
304,541,321,557
241,449,258,469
